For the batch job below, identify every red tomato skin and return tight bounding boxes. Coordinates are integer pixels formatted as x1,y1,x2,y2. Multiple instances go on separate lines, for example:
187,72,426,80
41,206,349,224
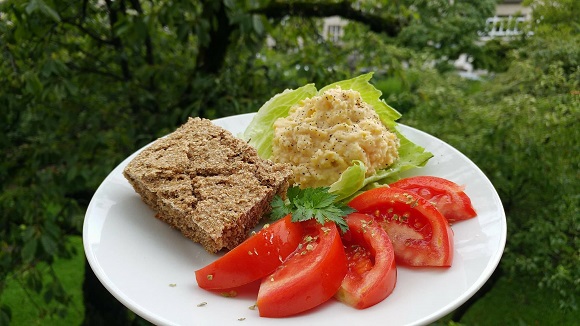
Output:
335,213,397,309
257,222,347,318
389,176,477,222
349,187,454,267
195,215,302,290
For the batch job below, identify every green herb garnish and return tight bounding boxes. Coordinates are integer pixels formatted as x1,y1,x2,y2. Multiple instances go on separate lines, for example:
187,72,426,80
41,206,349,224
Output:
270,186,355,232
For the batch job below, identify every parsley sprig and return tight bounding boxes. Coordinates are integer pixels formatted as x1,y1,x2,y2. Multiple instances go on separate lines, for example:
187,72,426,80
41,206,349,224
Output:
270,186,355,232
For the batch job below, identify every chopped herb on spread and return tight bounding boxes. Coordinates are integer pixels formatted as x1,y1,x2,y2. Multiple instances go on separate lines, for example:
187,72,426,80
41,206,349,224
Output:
221,290,237,297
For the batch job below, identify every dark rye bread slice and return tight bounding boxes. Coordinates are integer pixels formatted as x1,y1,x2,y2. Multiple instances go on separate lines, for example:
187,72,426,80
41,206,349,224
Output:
123,117,292,253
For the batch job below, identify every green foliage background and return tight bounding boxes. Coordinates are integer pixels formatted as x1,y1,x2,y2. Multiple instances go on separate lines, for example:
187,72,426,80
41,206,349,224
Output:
0,0,578,324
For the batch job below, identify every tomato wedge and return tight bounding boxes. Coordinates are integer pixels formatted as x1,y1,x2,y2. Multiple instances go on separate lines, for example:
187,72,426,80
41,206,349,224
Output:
390,176,477,222
335,213,397,309
257,221,347,317
195,214,302,290
349,187,454,267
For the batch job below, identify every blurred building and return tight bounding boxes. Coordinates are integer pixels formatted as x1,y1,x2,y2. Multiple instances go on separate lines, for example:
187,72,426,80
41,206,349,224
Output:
496,0,531,17
323,16,347,43
454,0,532,76
322,1,532,43
481,0,532,41
304,1,532,78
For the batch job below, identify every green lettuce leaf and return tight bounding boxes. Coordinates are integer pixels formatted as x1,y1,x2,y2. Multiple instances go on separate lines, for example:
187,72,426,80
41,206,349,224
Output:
328,160,367,202
243,84,317,158
243,73,432,201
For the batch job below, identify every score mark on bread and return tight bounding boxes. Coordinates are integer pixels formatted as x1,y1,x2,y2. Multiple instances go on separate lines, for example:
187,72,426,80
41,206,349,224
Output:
123,117,292,253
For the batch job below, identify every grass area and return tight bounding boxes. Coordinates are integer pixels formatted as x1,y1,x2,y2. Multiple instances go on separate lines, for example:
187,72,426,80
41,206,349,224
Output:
457,276,579,325
432,275,579,326
1,236,85,326
2,236,578,325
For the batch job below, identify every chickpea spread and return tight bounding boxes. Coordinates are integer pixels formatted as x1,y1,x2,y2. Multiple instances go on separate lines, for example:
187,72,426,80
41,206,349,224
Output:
271,86,400,188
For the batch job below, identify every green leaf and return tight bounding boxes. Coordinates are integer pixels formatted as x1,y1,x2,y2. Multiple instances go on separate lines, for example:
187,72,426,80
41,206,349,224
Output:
43,286,54,303
114,20,131,37
271,186,355,232
243,84,317,158
26,0,61,22
23,71,43,95
21,225,36,241
310,190,335,208
328,160,367,202
223,0,235,9
25,0,39,15
252,15,264,35
40,234,58,256
21,238,38,264
270,196,291,220
377,127,434,181
25,268,43,293
0,304,12,326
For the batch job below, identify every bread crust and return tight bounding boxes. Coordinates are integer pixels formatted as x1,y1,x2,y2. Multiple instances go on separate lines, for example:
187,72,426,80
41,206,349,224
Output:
123,117,292,253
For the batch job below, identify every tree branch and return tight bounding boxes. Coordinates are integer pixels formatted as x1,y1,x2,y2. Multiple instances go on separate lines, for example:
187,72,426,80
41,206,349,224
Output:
195,2,234,75
127,0,159,98
251,0,407,37
66,62,124,81
104,0,131,81
61,20,114,46
3,43,19,75
128,0,154,66
80,0,88,22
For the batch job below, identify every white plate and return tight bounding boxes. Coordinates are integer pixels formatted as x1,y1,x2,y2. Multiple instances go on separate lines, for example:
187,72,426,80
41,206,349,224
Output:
83,113,506,326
